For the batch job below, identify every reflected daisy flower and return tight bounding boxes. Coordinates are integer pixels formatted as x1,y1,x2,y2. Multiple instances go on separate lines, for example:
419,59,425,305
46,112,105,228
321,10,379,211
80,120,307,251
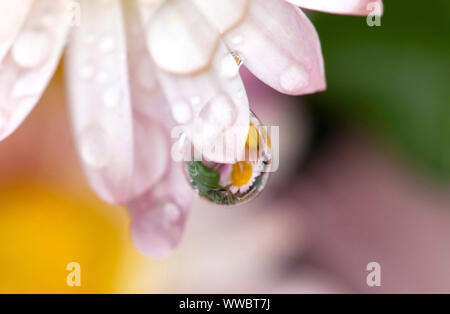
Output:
220,161,264,195
0,0,382,257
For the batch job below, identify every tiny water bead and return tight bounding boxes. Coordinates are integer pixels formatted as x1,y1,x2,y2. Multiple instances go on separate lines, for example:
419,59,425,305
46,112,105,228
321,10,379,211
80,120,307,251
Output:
184,112,271,206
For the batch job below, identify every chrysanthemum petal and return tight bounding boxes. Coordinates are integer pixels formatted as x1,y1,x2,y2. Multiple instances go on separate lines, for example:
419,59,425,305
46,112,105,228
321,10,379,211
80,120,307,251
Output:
122,0,171,201
128,162,193,258
0,0,70,141
192,0,249,34
65,0,134,204
145,0,220,75
285,0,383,16
221,0,326,96
142,0,250,163
0,0,33,62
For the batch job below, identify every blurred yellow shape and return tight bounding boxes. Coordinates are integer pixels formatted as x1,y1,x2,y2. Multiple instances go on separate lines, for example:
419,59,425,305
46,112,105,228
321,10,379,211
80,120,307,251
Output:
0,183,161,293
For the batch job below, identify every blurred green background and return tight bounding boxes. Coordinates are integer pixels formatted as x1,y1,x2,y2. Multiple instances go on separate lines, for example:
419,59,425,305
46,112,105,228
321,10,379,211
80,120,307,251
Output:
307,0,450,179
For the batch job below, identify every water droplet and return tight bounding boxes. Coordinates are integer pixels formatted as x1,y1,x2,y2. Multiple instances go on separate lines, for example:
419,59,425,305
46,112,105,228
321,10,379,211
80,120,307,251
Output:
162,202,182,224
231,35,243,45
171,100,192,124
80,126,109,168
237,88,245,99
103,87,122,109
130,200,184,258
79,64,94,79
220,51,243,79
203,94,236,126
98,34,115,53
279,64,309,93
190,96,201,106
185,111,271,206
12,30,50,68
194,94,237,143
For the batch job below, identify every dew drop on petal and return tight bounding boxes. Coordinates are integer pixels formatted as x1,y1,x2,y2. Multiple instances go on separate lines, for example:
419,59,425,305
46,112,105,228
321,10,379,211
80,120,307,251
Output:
12,30,50,68
279,64,309,93
194,94,237,143
98,34,115,53
220,51,244,79
171,100,192,124
202,94,236,126
11,73,42,99
103,87,122,109
130,200,184,258
185,111,272,206
237,88,245,99
79,64,95,80
80,126,110,169
190,96,201,106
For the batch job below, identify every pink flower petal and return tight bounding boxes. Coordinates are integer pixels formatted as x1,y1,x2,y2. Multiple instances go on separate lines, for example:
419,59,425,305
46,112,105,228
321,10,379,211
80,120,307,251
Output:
122,0,171,201
0,0,33,62
192,0,249,34
128,162,193,258
142,0,250,163
285,0,383,16
0,0,70,141
65,0,134,204
145,0,220,75
222,0,326,96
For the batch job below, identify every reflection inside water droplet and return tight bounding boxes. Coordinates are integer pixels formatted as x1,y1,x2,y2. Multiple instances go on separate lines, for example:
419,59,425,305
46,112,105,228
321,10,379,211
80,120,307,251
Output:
185,111,271,206
194,94,237,143
279,64,309,93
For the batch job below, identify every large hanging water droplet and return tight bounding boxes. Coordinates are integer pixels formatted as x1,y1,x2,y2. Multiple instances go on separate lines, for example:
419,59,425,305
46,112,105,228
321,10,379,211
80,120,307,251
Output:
184,111,271,206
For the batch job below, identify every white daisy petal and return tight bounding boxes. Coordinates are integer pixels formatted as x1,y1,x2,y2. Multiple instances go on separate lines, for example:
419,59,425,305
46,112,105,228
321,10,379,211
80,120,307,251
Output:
128,162,193,258
141,0,250,163
222,0,326,95
192,0,249,34
144,0,220,75
285,0,384,16
0,0,70,141
122,0,170,201
65,0,134,204
0,0,33,63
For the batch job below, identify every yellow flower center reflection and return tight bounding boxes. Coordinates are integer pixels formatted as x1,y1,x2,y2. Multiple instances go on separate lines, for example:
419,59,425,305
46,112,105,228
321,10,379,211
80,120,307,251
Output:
231,161,253,188
245,123,270,151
